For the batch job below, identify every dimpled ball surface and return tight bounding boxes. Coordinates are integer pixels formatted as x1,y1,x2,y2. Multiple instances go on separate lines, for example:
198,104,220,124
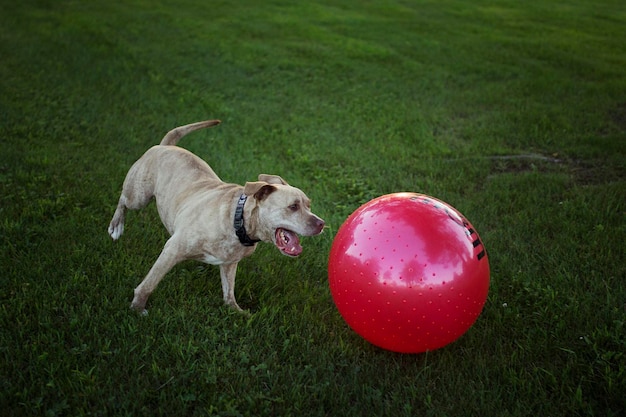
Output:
328,193,490,353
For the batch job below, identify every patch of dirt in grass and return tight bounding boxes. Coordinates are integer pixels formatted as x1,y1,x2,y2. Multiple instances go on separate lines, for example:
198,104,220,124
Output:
485,154,624,186
488,153,563,175
609,102,626,131
568,159,625,186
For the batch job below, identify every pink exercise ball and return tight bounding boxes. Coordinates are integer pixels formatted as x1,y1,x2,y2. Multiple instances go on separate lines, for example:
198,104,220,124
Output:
328,193,490,353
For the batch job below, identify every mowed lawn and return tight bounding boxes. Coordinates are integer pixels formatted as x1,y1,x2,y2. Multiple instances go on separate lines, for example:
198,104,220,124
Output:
1,0,624,416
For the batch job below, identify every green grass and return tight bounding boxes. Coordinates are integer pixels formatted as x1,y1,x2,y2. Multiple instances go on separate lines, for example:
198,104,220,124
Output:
1,0,625,415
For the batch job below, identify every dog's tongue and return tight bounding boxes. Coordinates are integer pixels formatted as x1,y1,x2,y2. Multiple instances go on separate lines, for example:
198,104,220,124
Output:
276,228,302,256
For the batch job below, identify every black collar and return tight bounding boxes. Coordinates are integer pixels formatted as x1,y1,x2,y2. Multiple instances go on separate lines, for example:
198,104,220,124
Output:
234,194,260,246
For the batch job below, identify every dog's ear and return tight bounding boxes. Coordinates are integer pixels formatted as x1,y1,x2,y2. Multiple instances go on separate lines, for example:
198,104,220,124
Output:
244,181,277,201
258,174,288,185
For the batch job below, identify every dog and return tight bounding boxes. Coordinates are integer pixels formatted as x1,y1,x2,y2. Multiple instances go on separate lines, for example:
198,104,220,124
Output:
108,120,325,313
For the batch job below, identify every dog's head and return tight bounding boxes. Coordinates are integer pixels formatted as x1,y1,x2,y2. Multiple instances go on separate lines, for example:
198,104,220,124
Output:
244,175,325,257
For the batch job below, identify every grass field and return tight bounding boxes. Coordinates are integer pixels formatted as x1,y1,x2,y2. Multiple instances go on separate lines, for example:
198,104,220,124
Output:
1,0,625,415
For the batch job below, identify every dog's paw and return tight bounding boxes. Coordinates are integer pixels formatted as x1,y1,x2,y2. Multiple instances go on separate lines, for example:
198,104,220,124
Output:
129,303,149,316
224,301,251,316
108,222,124,240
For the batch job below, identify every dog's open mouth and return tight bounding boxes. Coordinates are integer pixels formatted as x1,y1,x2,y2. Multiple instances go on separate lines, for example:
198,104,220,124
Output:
275,228,302,257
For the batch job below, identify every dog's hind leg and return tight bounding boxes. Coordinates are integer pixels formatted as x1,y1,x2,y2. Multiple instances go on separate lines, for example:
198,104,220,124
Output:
109,190,150,240
108,157,156,240
108,195,129,240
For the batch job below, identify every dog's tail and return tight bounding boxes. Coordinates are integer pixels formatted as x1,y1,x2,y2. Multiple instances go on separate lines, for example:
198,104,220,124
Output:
160,119,221,146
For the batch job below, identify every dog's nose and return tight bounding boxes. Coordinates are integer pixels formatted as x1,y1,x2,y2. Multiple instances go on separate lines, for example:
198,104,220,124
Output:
313,217,325,234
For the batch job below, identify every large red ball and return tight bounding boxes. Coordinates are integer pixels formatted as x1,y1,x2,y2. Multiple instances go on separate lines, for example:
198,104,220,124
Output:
328,193,490,353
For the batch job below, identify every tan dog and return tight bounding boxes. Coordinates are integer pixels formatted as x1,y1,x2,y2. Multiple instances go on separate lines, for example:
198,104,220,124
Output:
108,120,325,313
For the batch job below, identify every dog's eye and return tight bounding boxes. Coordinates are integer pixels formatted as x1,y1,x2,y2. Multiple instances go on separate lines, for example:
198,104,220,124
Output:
289,203,299,211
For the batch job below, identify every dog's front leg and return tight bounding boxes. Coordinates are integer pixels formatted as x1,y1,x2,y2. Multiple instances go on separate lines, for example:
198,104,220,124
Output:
131,237,184,314
219,263,243,312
